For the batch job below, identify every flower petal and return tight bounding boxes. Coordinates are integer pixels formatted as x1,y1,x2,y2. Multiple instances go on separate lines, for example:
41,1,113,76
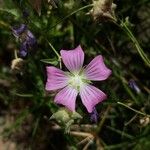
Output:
90,107,98,123
80,84,107,113
26,32,37,49
45,66,69,91
84,55,112,81
54,86,78,111
60,45,84,72
12,24,27,37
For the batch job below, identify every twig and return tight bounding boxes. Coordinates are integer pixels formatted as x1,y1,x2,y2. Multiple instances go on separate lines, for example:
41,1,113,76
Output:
97,105,111,133
117,102,150,117
49,4,93,30
70,131,94,138
83,139,93,150
125,114,138,126
77,136,91,145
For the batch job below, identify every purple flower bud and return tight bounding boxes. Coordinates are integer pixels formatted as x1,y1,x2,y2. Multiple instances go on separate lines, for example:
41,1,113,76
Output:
129,79,141,94
26,30,37,47
19,41,28,58
90,107,98,123
12,24,27,37
12,24,37,58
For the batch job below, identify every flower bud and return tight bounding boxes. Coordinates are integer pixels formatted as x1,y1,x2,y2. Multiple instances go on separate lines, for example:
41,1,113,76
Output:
129,79,141,94
50,108,82,124
50,108,70,123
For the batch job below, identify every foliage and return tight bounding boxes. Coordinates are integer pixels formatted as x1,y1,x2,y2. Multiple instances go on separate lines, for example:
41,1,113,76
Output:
0,0,150,149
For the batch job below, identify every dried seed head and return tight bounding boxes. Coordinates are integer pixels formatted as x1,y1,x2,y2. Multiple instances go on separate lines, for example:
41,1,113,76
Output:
140,116,150,127
11,58,24,72
90,0,117,22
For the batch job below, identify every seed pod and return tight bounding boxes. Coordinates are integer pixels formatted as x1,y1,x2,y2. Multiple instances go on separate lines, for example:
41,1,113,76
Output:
90,0,117,22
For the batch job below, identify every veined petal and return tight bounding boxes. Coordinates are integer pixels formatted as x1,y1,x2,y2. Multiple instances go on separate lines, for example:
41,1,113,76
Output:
45,66,68,91
54,86,78,111
80,84,107,113
60,45,84,72
84,55,112,81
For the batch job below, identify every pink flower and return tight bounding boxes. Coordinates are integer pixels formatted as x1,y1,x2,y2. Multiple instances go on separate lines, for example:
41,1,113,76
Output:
45,45,111,113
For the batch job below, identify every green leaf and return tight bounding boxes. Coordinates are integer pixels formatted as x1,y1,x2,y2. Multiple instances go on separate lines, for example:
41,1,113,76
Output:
0,8,20,19
15,93,33,98
40,58,59,65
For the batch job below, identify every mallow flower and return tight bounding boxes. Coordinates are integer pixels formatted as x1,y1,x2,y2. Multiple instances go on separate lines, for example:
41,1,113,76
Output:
45,45,111,113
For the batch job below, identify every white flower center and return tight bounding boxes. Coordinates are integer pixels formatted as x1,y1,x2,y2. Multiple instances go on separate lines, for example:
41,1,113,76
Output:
68,73,87,91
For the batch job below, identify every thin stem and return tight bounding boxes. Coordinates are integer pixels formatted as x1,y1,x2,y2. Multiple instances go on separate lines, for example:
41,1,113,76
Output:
97,105,111,133
124,114,137,126
47,41,62,68
120,21,150,67
83,140,93,150
77,137,90,145
0,20,11,29
121,77,139,104
113,20,150,67
70,131,93,138
49,4,93,30
47,41,60,58
117,102,150,117
106,125,134,139
14,49,18,59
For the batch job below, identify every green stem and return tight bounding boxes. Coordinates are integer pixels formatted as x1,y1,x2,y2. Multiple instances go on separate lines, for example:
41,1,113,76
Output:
47,41,62,68
97,105,111,133
106,125,134,139
117,102,150,117
14,49,18,59
121,77,139,104
114,71,138,104
47,41,60,58
49,4,93,30
0,20,11,29
120,21,150,67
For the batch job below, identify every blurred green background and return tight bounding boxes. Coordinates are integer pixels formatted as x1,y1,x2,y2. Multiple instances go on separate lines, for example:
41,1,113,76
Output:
0,0,150,149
